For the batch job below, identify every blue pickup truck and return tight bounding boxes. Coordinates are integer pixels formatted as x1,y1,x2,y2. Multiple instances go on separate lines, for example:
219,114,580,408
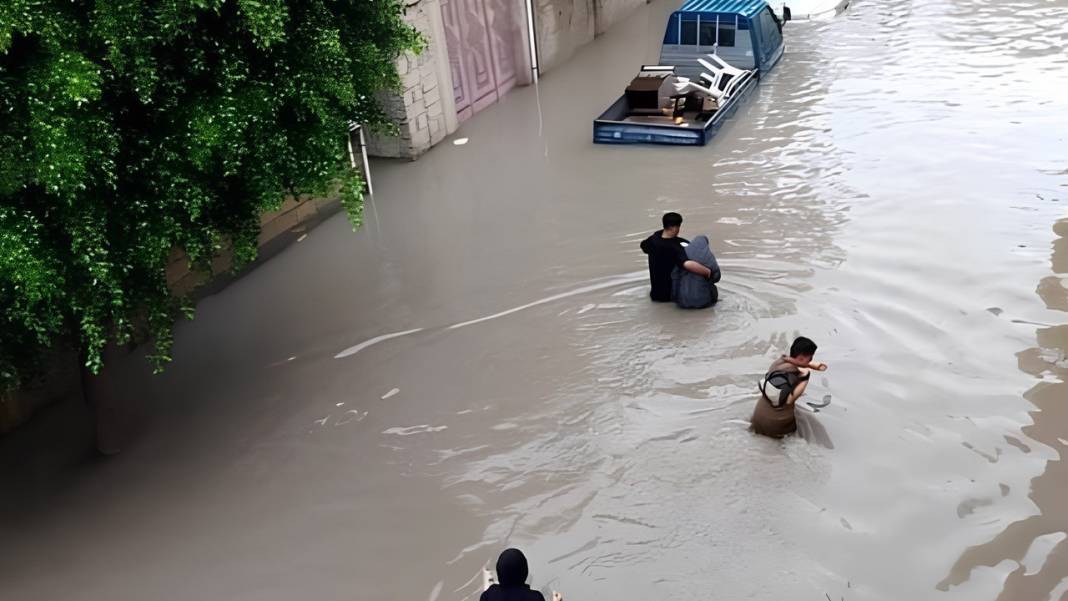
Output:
593,0,789,146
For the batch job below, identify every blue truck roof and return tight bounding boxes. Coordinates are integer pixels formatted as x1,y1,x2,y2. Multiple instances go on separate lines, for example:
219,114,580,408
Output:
677,0,768,18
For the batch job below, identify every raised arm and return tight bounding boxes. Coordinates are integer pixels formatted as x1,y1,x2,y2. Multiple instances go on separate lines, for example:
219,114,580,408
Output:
783,357,828,371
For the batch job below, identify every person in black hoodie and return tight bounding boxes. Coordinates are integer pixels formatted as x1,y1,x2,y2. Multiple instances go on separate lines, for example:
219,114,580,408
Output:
640,212,713,302
480,548,562,601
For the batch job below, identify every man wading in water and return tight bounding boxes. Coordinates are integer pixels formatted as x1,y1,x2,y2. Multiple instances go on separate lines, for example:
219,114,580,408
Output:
751,336,828,438
640,212,713,302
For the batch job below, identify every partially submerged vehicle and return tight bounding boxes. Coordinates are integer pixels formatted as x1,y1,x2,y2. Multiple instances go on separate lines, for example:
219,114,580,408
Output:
593,0,789,146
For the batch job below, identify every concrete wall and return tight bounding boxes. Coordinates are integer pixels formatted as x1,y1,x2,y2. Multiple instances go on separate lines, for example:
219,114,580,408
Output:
0,348,81,435
593,0,649,35
166,195,340,297
534,0,648,73
365,0,459,159
533,0,595,73
0,194,345,435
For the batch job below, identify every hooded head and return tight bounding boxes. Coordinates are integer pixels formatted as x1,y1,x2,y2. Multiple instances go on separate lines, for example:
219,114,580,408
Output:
685,235,713,265
495,548,529,586
689,235,709,251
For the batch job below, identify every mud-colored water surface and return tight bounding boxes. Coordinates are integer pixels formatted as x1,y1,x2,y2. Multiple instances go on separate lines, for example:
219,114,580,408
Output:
2,0,1068,599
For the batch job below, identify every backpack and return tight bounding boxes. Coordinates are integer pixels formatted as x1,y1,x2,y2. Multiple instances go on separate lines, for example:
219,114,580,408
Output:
759,370,801,408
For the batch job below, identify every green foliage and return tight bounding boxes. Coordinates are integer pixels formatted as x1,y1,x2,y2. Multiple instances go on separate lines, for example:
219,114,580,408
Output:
0,0,420,389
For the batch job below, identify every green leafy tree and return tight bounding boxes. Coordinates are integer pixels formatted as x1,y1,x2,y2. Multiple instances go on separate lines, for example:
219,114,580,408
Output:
0,0,420,391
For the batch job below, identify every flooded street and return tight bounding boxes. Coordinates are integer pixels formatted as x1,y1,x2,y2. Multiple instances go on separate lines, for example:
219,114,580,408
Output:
3,0,1068,599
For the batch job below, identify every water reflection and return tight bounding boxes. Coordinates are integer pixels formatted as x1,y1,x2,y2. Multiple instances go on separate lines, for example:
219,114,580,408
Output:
939,219,1068,599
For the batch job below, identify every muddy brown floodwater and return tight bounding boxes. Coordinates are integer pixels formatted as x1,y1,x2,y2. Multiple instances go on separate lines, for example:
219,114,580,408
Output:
3,0,1068,599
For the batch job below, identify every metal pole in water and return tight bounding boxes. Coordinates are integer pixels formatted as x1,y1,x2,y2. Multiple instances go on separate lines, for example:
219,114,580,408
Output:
358,125,373,196
347,122,374,196
346,127,358,169
523,0,539,82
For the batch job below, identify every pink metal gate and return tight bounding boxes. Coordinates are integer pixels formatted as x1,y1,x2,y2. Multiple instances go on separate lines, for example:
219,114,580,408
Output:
441,0,519,121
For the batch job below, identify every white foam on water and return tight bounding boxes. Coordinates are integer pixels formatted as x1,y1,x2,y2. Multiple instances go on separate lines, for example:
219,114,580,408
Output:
427,580,444,601
717,217,748,225
772,0,849,20
334,328,424,359
448,273,645,330
382,424,448,436
1048,576,1068,601
1020,531,1067,576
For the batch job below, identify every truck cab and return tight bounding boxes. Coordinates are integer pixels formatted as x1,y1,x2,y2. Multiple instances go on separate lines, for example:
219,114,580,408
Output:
659,0,788,79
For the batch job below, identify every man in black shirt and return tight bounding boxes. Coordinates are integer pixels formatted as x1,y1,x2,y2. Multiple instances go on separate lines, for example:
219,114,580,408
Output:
640,212,712,302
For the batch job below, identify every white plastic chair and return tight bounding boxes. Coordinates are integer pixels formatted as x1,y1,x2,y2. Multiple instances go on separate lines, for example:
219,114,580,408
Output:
697,54,750,97
671,77,724,109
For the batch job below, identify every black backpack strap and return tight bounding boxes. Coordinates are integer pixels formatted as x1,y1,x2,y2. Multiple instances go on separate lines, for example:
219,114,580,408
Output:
759,373,775,404
759,371,797,408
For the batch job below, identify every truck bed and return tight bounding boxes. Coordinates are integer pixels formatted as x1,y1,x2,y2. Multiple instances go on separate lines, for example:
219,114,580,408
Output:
593,70,757,146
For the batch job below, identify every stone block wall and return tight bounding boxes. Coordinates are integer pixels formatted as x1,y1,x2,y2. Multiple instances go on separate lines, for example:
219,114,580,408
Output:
365,0,458,159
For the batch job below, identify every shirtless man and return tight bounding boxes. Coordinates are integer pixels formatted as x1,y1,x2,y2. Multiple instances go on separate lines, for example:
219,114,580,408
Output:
751,336,828,438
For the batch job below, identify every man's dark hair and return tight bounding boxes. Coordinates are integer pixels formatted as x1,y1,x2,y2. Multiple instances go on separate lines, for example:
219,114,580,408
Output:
662,212,683,229
790,336,817,358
